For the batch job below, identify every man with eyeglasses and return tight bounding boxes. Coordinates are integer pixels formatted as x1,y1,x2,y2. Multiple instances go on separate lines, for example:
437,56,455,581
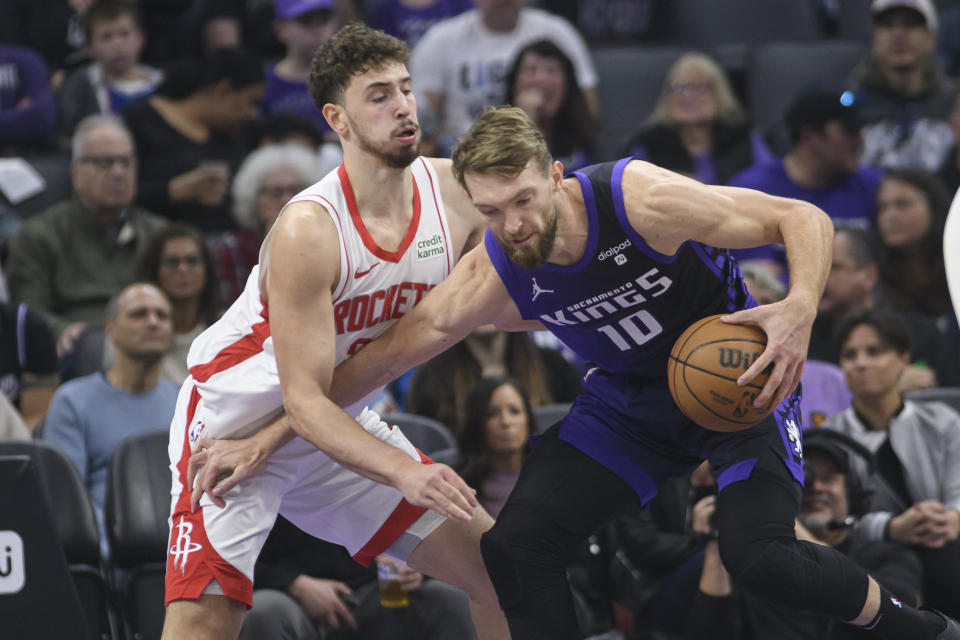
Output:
5,114,168,361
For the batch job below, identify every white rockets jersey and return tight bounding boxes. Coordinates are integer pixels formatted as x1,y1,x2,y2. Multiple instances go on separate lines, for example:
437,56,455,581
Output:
184,157,454,439
305,158,455,366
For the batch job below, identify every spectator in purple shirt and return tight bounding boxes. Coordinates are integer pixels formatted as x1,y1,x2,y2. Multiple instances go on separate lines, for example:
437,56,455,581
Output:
369,0,474,48
261,0,338,136
0,45,56,151
727,87,883,278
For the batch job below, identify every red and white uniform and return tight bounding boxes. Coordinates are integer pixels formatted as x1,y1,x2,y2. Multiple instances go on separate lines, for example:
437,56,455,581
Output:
166,158,455,608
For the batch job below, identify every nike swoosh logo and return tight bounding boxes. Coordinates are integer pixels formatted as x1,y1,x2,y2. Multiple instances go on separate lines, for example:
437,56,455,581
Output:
354,263,380,279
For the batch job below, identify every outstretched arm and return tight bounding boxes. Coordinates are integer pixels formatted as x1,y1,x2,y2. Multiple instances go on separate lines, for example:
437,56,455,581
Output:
190,231,528,510
193,202,478,520
329,242,531,407
623,160,832,411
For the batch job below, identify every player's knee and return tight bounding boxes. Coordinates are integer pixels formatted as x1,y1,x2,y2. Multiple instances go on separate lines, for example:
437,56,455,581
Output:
480,506,569,610
480,525,523,609
718,532,797,594
716,532,761,579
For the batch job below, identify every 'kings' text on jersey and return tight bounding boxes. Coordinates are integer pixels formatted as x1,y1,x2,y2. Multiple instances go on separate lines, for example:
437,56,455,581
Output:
485,158,756,377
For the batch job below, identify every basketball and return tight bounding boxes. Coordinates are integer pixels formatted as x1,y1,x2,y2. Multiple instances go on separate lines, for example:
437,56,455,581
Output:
667,314,772,432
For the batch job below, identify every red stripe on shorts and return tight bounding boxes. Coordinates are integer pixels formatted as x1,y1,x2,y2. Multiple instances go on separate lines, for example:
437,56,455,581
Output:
352,450,434,567
189,302,270,383
165,386,254,608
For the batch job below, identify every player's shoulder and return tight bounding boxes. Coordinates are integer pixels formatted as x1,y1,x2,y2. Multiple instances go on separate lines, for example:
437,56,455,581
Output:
619,158,690,198
423,157,478,216
259,200,342,298
263,199,342,260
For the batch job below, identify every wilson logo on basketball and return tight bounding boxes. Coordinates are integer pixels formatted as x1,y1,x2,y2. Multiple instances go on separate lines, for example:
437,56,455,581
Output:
717,348,759,371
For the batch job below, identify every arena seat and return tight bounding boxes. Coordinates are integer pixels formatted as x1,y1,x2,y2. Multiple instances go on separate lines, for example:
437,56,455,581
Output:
106,431,170,640
72,326,106,380
532,403,572,434
382,412,461,467
836,0,873,42
905,387,960,415
592,46,685,161
665,0,822,69
0,441,116,639
11,151,73,217
746,39,866,151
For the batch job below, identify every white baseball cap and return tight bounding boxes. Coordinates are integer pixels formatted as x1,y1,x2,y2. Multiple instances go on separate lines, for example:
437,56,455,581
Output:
870,0,938,31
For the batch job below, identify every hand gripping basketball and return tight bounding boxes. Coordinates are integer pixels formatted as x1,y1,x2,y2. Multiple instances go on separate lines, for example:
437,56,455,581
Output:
667,314,773,432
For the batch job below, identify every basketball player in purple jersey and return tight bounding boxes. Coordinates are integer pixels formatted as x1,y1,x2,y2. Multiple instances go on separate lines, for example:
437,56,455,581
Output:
193,106,960,638
327,107,958,639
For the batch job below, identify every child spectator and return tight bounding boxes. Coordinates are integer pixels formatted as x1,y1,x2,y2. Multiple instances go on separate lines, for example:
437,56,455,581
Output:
57,0,162,138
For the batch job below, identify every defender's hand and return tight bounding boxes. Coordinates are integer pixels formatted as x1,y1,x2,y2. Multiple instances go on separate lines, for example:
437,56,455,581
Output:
395,463,478,523
188,437,270,511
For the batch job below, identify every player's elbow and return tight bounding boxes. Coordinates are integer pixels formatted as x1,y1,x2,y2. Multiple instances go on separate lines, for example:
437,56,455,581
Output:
425,306,466,353
281,384,330,437
795,201,832,236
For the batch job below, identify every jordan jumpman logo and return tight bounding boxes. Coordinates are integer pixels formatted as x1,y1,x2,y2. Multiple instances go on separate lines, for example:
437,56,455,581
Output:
531,278,555,302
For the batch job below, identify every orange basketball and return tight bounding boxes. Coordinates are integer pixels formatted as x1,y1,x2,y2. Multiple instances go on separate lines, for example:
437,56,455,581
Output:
667,314,772,432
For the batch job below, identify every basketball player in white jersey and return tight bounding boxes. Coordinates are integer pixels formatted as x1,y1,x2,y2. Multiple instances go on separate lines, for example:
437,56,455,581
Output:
161,24,509,640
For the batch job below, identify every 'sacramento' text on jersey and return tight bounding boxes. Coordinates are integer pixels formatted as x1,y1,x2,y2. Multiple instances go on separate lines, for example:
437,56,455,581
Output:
484,157,756,378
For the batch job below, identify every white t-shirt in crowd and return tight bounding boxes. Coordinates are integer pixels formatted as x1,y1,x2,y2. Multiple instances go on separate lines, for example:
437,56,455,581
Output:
410,8,597,138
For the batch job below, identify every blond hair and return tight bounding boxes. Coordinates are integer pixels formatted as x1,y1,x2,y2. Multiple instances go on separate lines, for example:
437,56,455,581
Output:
646,52,745,127
451,106,553,194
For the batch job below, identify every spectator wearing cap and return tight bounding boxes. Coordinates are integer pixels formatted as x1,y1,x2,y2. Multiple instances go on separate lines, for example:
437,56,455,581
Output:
726,87,883,279
685,429,924,640
261,0,338,136
847,0,958,171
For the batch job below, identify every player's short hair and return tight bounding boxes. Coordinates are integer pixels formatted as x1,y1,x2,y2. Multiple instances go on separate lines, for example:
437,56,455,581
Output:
451,106,553,195
308,23,409,109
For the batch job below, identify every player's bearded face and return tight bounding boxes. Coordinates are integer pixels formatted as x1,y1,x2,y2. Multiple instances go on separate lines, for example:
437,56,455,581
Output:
497,200,559,269
347,113,420,169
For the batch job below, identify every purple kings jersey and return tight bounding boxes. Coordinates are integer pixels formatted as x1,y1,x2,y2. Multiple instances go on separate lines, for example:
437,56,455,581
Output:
485,158,757,378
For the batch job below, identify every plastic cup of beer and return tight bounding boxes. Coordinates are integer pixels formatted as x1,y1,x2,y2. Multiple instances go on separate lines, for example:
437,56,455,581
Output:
377,558,410,608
